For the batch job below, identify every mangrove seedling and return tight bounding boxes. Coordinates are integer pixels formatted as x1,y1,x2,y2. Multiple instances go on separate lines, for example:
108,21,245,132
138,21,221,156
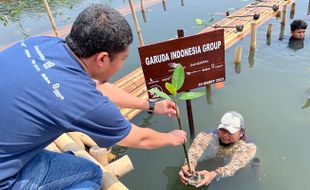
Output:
149,65,205,174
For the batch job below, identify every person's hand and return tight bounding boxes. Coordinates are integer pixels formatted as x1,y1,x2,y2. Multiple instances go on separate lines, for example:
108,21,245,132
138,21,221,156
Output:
195,170,217,187
179,164,195,185
168,130,187,146
153,99,178,117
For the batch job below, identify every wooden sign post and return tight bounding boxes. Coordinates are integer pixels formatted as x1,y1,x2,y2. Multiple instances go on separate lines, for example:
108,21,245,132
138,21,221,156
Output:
138,30,225,135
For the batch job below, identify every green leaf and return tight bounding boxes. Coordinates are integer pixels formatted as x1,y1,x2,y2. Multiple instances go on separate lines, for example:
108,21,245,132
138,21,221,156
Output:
165,82,177,96
307,67,310,71
195,18,204,25
0,15,8,26
149,88,171,100
179,92,206,100
172,65,185,90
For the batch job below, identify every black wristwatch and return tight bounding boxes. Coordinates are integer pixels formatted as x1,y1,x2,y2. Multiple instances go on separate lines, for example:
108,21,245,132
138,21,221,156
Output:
147,99,157,114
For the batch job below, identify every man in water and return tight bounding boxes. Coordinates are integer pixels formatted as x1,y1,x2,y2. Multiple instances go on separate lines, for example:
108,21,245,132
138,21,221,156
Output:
288,19,308,50
179,111,256,187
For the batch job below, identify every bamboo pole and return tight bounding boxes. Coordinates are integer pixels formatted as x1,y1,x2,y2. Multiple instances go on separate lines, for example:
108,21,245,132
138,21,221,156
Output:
128,0,145,46
68,132,116,161
106,155,134,178
250,22,257,51
54,133,129,190
234,46,243,65
90,146,109,166
290,3,296,19
43,0,59,37
68,132,86,149
45,142,61,153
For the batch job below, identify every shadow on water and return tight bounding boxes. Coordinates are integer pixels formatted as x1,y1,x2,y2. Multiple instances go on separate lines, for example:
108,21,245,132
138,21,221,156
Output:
279,23,286,41
0,0,82,21
163,157,263,190
248,50,255,68
288,37,305,51
205,86,213,106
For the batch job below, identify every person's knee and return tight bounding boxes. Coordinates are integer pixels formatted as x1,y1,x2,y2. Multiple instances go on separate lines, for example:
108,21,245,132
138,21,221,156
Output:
84,161,103,186
92,164,103,185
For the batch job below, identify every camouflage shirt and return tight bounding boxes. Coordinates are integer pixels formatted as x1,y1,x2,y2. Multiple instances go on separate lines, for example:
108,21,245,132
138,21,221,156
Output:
185,131,256,178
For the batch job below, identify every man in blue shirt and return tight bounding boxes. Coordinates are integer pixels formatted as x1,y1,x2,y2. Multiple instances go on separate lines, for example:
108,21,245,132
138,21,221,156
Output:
0,4,187,189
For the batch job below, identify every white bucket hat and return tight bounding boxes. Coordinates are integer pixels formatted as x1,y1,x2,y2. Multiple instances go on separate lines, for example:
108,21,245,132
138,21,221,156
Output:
217,111,245,134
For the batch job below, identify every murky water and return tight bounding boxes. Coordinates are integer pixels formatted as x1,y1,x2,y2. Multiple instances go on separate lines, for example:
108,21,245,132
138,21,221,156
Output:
1,0,310,189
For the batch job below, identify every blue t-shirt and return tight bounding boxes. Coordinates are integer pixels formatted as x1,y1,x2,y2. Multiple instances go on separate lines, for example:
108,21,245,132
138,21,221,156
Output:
0,36,132,189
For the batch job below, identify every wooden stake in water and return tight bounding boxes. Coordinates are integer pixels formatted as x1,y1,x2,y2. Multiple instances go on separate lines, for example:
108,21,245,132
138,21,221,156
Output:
290,3,296,19
140,0,145,14
281,5,287,25
250,22,257,51
266,24,272,38
266,24,272,46
128,0,144,46
43,0,59,37
140,0,147,22
279,18,286,41
177,29,195,138
234,46,243,65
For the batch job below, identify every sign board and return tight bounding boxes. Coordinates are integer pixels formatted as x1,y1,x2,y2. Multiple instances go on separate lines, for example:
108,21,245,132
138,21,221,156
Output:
138,29,225,95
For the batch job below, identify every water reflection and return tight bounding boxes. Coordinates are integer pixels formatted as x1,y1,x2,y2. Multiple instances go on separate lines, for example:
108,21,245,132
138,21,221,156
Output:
248,50,255,68
301,98,310,109
308,0,310,15
141,10,147,22
235,62,241,74
266,35,271,46
180,0,184,7
279,23,286,41
276,11,281,20
162,0,167,11
206,86,213,106
163,157,261,190
288,37,304,51
301,89,310,109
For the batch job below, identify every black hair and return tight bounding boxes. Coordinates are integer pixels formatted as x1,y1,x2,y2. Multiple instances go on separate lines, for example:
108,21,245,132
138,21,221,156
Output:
66,4,133,59
290,19,308,32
